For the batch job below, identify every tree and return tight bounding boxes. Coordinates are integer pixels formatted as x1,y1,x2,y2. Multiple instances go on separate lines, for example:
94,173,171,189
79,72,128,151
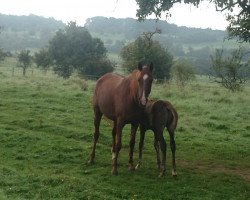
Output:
0,49,6,62
48,22,113,78
171,59,196,87
120,30,173,80
135,0,250,42
0,27,5,63
80,58,114,78
34,48,53,74
210,48,250,91
17,50,32,76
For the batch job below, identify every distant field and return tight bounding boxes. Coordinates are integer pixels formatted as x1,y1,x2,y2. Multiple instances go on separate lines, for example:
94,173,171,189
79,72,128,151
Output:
182,38,250,51
0,61,249,199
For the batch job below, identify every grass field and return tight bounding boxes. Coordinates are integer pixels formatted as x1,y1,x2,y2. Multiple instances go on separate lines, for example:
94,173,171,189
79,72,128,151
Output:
0,60,249,199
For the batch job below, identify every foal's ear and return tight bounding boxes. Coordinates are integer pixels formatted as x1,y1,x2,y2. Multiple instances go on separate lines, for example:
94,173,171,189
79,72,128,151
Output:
138,61,143,71
149,62,153,71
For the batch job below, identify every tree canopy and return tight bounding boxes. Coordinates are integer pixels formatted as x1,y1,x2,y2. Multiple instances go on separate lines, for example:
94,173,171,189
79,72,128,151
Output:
48,22,113,78
135,0,250,42
120,31,173,80
34,48,53,74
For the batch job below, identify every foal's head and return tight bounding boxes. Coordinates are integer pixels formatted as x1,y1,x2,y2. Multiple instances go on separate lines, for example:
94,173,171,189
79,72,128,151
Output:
137,61,153,106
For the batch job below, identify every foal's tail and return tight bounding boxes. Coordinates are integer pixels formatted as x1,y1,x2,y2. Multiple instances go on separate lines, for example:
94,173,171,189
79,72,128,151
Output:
164,101,178,133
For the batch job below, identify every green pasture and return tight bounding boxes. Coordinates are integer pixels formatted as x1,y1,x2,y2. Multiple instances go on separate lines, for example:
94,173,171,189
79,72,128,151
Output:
0,60,249,199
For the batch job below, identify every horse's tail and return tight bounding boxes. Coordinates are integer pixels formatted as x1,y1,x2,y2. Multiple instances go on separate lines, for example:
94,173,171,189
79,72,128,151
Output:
164,101,178,133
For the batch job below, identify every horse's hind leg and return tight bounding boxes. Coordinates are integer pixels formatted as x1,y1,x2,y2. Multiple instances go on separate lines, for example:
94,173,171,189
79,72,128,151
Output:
169,130,177,176
112,117,125,175
153,134,161,171
128,123,139,171
111,121,117,163
88,106,102,164
158,133,167,177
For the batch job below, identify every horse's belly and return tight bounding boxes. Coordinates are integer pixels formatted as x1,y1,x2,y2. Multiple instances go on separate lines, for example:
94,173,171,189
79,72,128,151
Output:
100,105,116,121
97,91,116,120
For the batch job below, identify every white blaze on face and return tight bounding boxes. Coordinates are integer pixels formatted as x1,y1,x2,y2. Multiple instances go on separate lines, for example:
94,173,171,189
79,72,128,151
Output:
141,74,148,105
143,74,148,80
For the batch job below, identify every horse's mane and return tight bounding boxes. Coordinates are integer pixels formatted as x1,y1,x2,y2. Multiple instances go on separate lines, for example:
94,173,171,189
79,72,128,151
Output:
124,70,140,101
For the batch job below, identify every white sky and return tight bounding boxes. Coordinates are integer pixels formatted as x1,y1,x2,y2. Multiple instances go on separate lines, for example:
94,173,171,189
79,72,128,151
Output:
0,0,229,30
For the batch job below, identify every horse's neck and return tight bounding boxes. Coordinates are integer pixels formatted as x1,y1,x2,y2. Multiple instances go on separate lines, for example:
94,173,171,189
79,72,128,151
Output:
125,70,140,102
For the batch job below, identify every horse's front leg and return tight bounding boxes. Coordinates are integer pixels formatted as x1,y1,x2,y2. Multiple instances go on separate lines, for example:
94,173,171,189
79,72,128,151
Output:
135,125,146,169
112,117,124,175
128,123,139,171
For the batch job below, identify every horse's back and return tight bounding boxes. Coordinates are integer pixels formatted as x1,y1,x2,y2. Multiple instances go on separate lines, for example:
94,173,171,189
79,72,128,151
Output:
95,72,123,87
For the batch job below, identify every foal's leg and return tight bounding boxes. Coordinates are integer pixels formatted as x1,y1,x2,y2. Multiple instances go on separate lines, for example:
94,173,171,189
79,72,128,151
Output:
158,132,167,177
169,130,177,176
135,126,146,169
112,117,124,175
153,133,161,171
88,107,102,164
128,123,139,171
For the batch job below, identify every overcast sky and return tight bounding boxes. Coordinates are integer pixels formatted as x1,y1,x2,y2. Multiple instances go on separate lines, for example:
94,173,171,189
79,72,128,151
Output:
0,0,229,30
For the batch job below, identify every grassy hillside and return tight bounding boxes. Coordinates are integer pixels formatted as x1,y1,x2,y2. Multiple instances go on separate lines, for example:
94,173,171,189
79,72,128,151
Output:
87,17,250,75
0,59,249,199
1,14,249,76
0,14,65,51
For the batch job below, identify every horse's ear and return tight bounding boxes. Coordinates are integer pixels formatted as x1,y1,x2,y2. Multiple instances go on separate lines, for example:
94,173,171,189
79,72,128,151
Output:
149,62,153,71
138,62,143,71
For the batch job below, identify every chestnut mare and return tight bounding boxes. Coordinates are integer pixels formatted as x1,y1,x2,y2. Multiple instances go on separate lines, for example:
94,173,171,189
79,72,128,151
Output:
88,61,153,175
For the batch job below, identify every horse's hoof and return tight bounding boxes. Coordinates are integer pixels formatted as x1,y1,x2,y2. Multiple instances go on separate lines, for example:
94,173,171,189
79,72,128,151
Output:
172,170,177,177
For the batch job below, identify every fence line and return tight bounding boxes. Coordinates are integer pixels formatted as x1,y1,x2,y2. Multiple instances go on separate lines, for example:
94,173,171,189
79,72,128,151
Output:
0,65,169,83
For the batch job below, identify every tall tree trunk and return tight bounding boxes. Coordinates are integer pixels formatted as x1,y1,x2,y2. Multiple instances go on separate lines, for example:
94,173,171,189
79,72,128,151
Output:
23,67,26,76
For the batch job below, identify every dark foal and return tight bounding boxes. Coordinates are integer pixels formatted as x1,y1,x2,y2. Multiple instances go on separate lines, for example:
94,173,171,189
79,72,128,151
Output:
136,100,178,177
88,61,153,175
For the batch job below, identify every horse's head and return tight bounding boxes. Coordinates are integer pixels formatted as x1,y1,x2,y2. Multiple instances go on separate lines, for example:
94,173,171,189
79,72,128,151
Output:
137,61,153,106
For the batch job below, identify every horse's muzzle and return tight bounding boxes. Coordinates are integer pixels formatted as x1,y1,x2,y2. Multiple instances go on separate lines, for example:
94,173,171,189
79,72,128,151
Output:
140,97,147,106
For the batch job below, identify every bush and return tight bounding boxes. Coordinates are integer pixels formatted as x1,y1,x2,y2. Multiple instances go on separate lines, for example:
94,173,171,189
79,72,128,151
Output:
171,59,196,87
210,48,250,92
49,22,113,78
70,75,88,91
